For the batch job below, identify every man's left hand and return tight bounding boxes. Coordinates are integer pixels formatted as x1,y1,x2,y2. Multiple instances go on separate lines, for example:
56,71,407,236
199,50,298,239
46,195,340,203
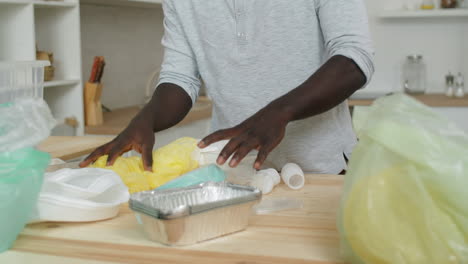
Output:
198,104,290,169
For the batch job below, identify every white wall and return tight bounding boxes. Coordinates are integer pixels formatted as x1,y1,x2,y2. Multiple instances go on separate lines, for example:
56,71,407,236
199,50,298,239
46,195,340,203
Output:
80,4,164,109
364,0,468,95
80,1,467,105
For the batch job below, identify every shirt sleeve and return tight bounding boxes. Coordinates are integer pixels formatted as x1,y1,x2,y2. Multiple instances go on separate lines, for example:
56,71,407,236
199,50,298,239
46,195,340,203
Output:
316,0,375,87
157,0,201,104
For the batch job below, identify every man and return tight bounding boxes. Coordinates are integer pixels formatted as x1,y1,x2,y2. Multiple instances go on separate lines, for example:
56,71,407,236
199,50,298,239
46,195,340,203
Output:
80,0,374,174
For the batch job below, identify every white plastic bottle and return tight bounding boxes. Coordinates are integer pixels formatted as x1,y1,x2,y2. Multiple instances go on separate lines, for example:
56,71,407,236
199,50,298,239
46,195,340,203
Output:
249,169,281,194
281,163,305,190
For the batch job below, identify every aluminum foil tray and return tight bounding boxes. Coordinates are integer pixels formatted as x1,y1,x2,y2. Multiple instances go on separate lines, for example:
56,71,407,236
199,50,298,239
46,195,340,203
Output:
130,182,261,246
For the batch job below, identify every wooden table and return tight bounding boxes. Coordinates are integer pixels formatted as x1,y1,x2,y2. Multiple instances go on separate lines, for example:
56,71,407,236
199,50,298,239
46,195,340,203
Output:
38,136,114,161
0,174,344,264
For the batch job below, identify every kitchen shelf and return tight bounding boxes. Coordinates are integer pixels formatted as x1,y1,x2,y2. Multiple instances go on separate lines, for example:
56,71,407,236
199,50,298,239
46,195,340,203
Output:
0,0,76,6
0,0,30,5
44,79,80,88
34,1,77,8
380,9,468,18
80,0,162,8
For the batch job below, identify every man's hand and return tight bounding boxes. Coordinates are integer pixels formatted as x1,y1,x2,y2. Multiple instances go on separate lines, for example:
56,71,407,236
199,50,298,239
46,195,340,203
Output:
79,83,194,171
198,56,367,169
198,105,291,170
79,114,155,171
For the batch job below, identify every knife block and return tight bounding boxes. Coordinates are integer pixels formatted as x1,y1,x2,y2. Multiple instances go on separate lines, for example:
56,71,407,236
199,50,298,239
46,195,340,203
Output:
84,82,104,126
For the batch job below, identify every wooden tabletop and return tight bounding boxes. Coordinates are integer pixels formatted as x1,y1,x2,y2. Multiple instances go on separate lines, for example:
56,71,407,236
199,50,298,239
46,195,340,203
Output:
1,174,344,264
348,93,468,107
86,97,212,135
37,136,114,161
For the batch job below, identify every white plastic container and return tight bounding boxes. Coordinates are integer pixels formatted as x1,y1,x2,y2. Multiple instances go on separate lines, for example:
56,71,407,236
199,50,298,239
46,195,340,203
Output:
0,61,50,104
281,163,305,190
29,168,130,223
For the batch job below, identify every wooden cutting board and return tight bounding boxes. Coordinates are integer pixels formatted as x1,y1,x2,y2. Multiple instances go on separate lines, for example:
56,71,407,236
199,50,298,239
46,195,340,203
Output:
3,175,345,264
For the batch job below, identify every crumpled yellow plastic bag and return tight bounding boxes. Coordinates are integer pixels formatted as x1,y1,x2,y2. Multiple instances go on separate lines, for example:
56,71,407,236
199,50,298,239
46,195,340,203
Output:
339,94,468,264
91,137,199,193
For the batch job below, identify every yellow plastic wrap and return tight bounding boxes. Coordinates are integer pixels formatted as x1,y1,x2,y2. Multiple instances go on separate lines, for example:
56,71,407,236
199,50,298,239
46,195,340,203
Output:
339,94,468,264
91,137,199,193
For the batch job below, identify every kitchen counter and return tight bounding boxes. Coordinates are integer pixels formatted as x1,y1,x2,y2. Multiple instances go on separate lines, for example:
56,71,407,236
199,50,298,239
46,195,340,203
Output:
84,94,467,136
86,97,212,135
1,174,344,264
38,136,114,161
348,93,468,107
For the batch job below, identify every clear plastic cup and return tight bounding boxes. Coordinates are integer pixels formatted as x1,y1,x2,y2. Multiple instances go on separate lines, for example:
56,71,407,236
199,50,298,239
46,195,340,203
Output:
0,60,51,252
0,61,50,104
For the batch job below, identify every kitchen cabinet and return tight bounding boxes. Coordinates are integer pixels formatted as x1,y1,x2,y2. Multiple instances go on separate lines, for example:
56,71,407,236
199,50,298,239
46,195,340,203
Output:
0,0,84,135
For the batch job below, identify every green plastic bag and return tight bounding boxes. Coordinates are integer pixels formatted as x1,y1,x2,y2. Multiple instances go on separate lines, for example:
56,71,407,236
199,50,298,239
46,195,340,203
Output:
0,147,50,252
157,164,226,190
339,94,468,264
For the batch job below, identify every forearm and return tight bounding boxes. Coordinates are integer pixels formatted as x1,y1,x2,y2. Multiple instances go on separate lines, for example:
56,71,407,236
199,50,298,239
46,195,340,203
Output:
271,55,367,122
136,83,193,132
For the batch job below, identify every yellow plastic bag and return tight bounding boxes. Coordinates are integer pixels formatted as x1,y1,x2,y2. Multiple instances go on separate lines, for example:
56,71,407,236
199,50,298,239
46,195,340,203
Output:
91,137,199,193
339,94,468,264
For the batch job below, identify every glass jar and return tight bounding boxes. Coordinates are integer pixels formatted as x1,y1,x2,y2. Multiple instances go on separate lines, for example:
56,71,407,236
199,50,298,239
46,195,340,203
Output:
402,55,427,94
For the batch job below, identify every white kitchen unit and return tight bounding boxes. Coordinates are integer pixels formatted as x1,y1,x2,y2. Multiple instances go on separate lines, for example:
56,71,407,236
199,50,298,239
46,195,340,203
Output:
0,0,84,135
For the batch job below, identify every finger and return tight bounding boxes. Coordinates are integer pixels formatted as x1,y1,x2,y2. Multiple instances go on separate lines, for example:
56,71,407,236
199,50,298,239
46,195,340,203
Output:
229,141,259,168
79,145,108,168
199,127,240,148
217,137,243,165
254,148,272,170
141,143,154,172
106,143,131,166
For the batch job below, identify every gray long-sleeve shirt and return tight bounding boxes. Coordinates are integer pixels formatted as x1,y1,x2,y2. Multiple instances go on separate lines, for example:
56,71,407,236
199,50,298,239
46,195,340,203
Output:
157,0,374,173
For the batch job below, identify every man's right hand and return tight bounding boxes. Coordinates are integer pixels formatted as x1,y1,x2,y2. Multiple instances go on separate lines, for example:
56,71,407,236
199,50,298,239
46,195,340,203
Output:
79,83,194,171
79,114,155,171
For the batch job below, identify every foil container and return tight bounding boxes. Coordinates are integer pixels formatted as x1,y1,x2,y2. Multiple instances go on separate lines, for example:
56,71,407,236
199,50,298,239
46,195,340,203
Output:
130,182,261,246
